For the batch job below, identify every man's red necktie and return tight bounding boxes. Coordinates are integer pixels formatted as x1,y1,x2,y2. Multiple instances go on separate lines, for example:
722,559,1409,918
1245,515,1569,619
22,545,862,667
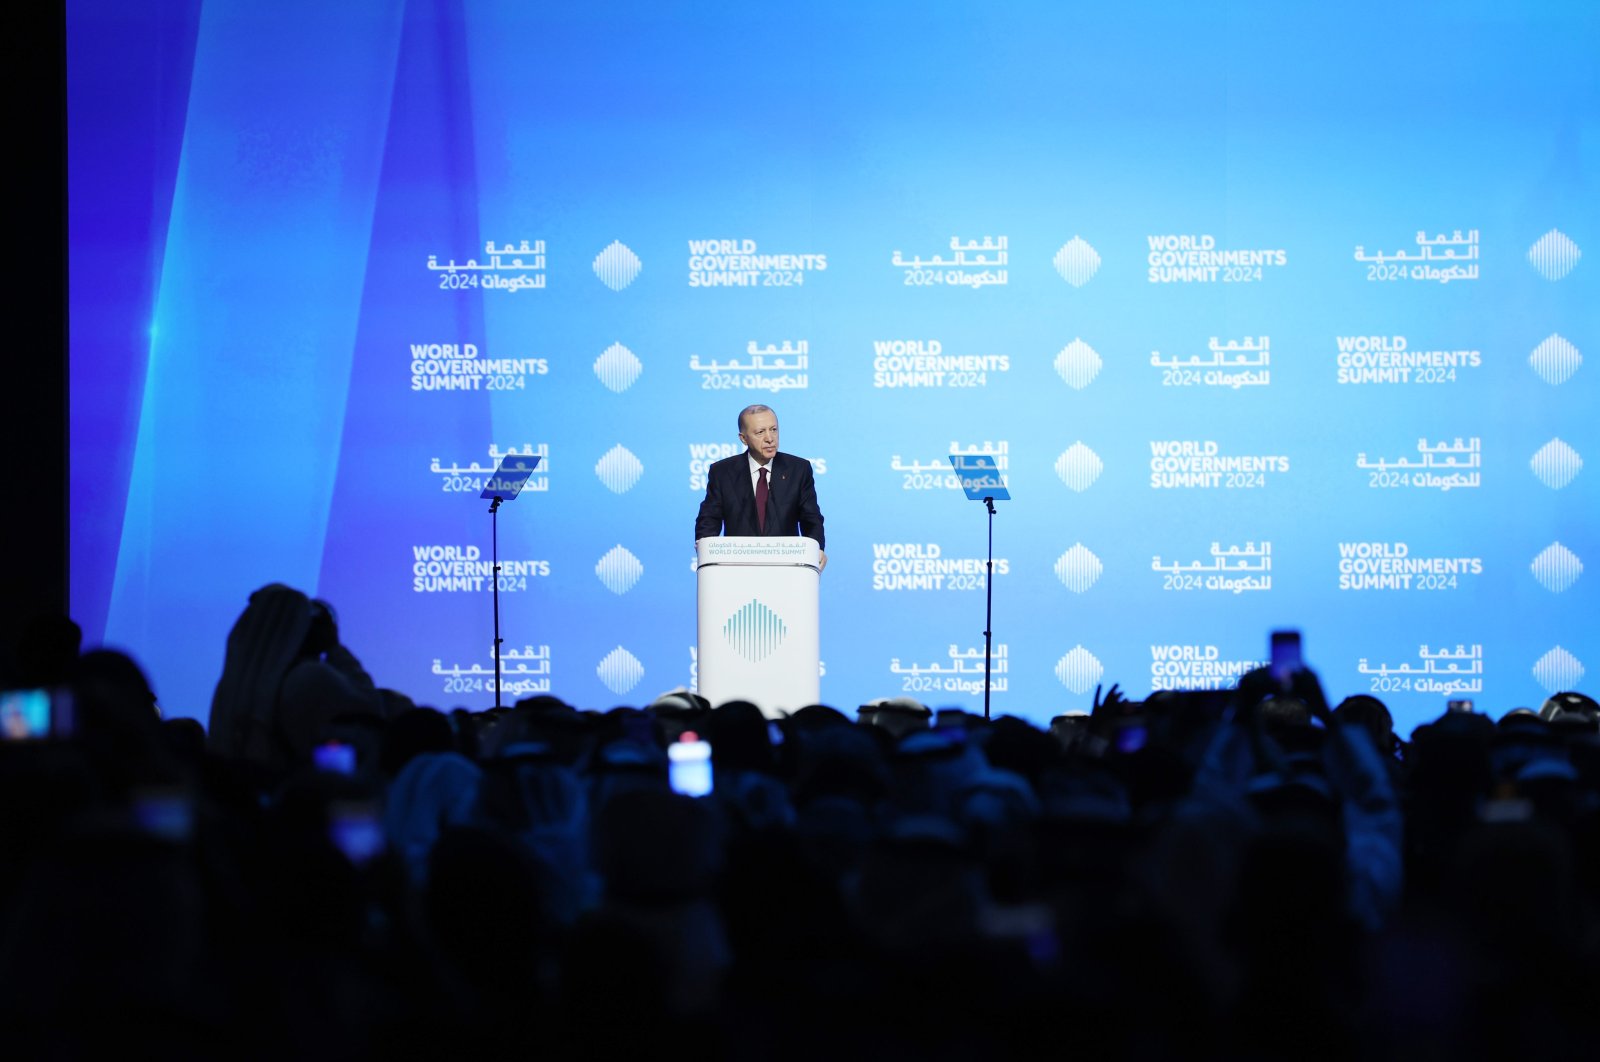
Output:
756,466,769,532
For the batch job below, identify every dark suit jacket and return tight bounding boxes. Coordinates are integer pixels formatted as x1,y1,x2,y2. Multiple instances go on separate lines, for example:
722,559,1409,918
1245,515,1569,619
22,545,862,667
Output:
694,451,825,549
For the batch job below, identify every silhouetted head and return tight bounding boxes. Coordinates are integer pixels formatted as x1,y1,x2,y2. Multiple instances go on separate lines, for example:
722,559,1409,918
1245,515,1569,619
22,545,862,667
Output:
72,649,160,737
1334,694,1396,758
703,700,774,774
208,583,318,762
859,696,931,739
1541,691,1600,724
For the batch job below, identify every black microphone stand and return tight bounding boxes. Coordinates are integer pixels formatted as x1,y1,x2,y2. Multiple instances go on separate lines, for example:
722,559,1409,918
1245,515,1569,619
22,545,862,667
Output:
983,495,995,720
478,451,538,713
489,494,505,710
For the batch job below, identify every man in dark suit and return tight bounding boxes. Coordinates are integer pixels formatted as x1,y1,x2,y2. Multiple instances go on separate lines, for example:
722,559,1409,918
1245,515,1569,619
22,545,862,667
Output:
694,404,827,570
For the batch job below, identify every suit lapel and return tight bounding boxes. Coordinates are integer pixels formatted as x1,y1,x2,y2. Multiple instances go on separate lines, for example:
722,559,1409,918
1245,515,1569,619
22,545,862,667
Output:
732,456,757,533
762,454,777,520
766,454,787,528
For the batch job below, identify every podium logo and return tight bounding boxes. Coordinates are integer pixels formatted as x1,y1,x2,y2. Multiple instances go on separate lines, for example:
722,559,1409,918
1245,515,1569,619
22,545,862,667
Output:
1529,334,1581,386
1533,646,1585,693
597,645,645,695
1055,442,1104,492
1054,338,1103,390
1531,542,1582,594
724,599,787,662
593,240,642,290
595,444,644,493
1530,438,1582,490
1053,236,1101,287
595,544,644,595
1055,645,1105,694
1528,229,1580,281
595,342,643,392
1055,543,1103,593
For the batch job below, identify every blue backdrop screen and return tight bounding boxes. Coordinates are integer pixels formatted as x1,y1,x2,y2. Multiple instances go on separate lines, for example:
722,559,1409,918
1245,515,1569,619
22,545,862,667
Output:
68,0,1598,732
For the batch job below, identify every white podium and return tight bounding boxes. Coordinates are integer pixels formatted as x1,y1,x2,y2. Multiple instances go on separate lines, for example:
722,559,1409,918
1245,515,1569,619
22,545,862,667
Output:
696,536,821,718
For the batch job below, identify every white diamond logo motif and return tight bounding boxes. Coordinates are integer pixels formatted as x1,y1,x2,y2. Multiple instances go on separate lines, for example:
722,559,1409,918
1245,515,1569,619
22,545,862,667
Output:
594,342,643,392
1529,334,1581,386
1055,645,1105,694
595,444,644,494
593,240,642,291
597,645,645,696
723,599,787,663
1531,542,1582,594
1533,646,1585,693
1055,442,1103,492
1053,236,1101,288
595,544,644,595
1054,543,1103,593
1054,338,1103,390
1530,438,1582,490
1528,228,1581,281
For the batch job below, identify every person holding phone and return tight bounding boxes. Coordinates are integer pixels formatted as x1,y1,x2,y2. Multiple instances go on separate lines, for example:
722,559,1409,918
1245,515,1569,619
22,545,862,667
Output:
209,584,387,773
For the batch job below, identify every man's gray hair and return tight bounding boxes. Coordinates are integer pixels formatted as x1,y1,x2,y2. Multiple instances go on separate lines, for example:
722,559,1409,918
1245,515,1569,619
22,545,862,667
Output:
738,404,775,433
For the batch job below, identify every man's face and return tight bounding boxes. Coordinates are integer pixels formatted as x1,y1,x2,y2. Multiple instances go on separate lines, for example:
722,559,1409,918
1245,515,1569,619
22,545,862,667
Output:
739,410,779,463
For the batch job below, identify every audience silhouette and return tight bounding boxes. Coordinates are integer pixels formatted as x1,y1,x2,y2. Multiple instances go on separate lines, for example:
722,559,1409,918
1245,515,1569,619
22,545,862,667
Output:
1,590,1596,1058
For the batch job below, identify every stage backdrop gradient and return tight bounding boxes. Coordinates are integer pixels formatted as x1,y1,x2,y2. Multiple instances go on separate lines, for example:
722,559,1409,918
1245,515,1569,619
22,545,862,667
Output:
68,0,1598,732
